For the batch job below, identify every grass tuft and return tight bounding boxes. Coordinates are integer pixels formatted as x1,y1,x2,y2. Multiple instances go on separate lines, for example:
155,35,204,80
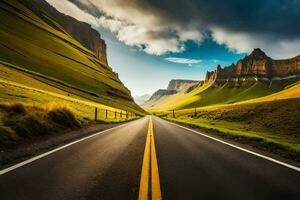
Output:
47,105,80,128
7,103,26,114
0,102,81,145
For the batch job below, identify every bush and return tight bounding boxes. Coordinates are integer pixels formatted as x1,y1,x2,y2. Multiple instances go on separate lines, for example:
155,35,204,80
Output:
0,102,81,145
13,113,52,137
48,107,80,128
7,103,26,114
0,127,18,144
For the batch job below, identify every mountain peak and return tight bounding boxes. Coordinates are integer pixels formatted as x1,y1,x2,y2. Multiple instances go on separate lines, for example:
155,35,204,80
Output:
205,48,300,84
247,48,269,60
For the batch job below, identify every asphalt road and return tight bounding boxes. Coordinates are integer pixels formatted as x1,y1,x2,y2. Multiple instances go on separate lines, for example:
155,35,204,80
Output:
0,116,299,200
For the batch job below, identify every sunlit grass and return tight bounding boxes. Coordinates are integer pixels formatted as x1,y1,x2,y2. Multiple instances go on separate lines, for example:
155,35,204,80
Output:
0,102,80,144
159,96,300,161
145,78,300,112
0,0,143,114
0,78,139,123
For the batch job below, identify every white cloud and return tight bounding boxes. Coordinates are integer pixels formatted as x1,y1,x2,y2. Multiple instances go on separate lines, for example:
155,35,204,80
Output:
46,0,203,55
165,57,203,64
211,27,300,59
46,0,300,58
46,0,98,27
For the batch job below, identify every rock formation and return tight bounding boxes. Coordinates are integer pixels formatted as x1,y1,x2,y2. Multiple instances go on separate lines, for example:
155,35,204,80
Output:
149,89,177,100
21,0,108,64
148,80,199,101
205,48,300,84
54,16,108,64
167,79,199,91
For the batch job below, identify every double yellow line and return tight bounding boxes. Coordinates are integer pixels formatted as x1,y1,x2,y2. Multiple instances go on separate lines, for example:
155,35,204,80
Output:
138,116,162,200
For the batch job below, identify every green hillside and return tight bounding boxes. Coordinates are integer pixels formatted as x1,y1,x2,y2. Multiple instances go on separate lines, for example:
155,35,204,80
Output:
0,0,145,145
159,82,300,161
144,78,300,111
0,0,143,114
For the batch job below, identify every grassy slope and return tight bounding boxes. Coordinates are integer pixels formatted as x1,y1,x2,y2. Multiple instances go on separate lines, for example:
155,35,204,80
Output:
0,0,144,145
0,71,137,123
144,77,300,112
144,81,272,111
0,0,143,115
244,80,300,103
160,83,300,161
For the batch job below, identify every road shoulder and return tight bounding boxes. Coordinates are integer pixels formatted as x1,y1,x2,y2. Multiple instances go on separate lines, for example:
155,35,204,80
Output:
158,116,300,169
0,122,128,169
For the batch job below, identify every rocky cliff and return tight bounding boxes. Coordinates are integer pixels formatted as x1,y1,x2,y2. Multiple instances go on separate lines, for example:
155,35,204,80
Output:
148,80,199,101
52,16,108,64
149,89,177,100
21,0,108,64
167,79,199,91
205,48,300,84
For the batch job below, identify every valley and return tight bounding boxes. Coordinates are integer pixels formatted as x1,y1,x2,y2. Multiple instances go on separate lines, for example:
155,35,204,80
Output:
0,1,299,199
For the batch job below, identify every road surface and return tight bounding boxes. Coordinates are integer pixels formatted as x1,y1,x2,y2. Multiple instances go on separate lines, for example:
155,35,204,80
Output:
0,116,299,200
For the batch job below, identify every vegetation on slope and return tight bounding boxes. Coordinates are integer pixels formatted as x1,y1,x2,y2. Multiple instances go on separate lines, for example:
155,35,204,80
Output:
0,103,80,145
0,74,139,123
158,83,300,161
144,76,300,112
0,0,145,145
0,0,143,114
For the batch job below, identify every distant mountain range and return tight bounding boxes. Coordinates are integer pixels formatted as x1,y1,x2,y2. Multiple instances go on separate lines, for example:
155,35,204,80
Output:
144,49,300,111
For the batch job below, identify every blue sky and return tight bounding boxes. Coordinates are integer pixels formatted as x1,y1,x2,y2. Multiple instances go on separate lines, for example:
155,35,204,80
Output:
99,27,245,96
47,0,300,96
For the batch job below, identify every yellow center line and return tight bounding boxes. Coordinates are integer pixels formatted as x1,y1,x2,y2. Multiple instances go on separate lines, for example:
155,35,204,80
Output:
138,116,162,200
150,118,162,200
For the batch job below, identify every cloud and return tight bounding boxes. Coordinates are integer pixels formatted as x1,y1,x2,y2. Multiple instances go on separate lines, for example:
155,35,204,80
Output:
212,27,300,59
46,0,203,55
165,57,202,64
46,0,300,58
45,0,98,27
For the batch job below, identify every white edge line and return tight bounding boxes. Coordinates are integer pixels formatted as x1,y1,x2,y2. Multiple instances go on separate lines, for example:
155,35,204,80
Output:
0,118,142,175
160,118,300,172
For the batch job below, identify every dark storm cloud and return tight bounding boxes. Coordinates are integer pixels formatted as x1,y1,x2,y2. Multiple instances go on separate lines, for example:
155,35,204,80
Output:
133,0,300,39
49,0,300,57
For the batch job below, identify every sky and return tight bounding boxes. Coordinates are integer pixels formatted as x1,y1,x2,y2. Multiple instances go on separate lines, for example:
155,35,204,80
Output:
46,0,300,96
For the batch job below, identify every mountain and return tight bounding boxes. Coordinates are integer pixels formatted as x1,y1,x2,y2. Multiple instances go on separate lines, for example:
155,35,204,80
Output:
144,49,300,111
147,79,200,101
143,80,200,109
167,79,200,90
134,94,151,105
20,0,108,64
205,48,300,84
0,0,143,114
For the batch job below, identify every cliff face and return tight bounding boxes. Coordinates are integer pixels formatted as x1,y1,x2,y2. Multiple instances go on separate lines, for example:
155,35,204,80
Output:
205,48,300,84
149,89,177,100
53,16,108,64
167,79,199,90
148,80,199,101
21,0,108,64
